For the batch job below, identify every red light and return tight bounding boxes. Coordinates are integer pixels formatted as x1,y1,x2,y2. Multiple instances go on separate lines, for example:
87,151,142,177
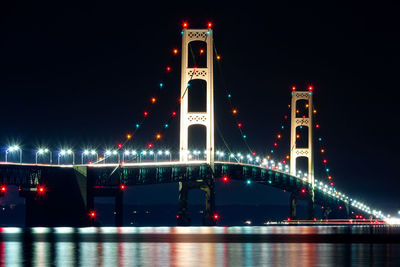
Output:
301,188,306,194
316,124,320,128
213,214,219,220
1,186,6,192
313,217,317,221
148,143,153,149
88,161,93,164
330,182,334,186
222,176,228,182
252,152,256,156
274,142,278,147
287,217,291,221
118,143,122,148
339,206,343,210
282,160,286,164
283,189,286,192
323,159,327,164
176,215,180,219
120,184,126,190
144,111,148,117
237,123,242,128
321,206,324,209
308,85,313,91
38,186,45,193
292,86,296,91
166,66,171,72
284,115,288,120
172,111,177,116
207,22,212,28
89,211,96,218
182,22,188,28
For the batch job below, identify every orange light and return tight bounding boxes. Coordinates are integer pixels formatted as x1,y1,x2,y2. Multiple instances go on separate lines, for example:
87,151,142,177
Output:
216,55,221,60
182,22,188,28
99,157,103,161
126,134,132,139
207,22,212,28
296,110,299,114
328,176,332,180
232,109,237,114
305,104,309,108
277,134,281,139
267,155,270,160
296,134,300,139
173,48,178,55
286,155,290,159
313,110,317,114
200,49,204,55
156,134,161,140
321,149,325,153
151,97,156,104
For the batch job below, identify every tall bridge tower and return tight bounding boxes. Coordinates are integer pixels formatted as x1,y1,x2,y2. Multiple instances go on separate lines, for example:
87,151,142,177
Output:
178,26,216,226
179,28,214,169
289,89,315,219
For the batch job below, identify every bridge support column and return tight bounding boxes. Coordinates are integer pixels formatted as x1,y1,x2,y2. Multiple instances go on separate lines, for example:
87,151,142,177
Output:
290,193,297,220
201,180,216,226
177,182,191,226
289,191,315,220
115,190,123,227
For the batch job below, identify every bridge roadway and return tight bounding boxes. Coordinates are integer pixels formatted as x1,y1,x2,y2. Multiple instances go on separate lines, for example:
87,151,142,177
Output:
0,161,356,226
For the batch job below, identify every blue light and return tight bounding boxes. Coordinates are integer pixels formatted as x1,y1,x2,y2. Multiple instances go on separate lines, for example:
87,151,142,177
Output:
187,83,191,87
136,124,140,128
181,31,184,35
270,150,274,153
159,83,164,88
268,180,272,184
164,124,169,128
281,126,284,129
243,135,247,139
228,94,232,98
246,180,251,185
318,137,322,141
300,126,303,129
326,168,330,172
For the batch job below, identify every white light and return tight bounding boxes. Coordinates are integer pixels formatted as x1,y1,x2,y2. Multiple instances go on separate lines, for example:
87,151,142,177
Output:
67,149,72,155
60,150,66,156
112,150,117,155
142,151,147,155
124,151,130,155
149,151,154,155
83,150,89,155
91,150,96,155
158,150,163,155
132,150,137,155
105,150,111,156
165,150,170,155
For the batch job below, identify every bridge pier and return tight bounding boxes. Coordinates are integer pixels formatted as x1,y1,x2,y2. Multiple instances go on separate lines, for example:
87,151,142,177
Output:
177,179,216,226
289,191,315,220
21,166,90,227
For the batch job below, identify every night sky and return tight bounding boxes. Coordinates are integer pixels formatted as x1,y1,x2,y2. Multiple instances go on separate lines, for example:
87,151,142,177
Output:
0,1,399,215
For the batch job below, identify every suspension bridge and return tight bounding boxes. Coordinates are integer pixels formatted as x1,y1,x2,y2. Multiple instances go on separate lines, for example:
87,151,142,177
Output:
0,25,388,226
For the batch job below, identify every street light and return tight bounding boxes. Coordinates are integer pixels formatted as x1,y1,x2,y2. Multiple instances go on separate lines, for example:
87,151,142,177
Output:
122,150,137,163
104,150,119,163
58,149,75,165
36,148,51,164
81,149,98,164
5,145,22,163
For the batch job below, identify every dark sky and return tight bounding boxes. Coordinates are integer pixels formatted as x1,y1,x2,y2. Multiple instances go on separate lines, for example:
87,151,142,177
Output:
0,1,399,214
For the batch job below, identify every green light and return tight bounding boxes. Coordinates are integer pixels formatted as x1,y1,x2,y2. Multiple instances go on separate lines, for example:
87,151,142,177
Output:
268,180,272,184
228,94,232,98
246,180,251,185
136,124,140,128
243,134,247,139
281,126,284,129
318,137,322,141
164,124,169,128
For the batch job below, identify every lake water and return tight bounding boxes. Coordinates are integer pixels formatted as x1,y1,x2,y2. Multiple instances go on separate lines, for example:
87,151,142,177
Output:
1,226,400,266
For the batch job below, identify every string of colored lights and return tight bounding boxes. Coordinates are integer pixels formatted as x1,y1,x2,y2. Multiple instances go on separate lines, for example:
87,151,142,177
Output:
212,41,255,155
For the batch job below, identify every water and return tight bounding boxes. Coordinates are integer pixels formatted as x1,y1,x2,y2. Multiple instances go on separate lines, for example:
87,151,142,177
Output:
1,226,400,266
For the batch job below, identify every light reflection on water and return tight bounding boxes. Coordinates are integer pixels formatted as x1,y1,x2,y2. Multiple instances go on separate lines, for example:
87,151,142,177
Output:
0,226,399,266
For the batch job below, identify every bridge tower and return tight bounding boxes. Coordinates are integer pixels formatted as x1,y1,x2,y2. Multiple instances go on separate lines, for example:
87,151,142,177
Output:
178,26,216,226
289,89,315,219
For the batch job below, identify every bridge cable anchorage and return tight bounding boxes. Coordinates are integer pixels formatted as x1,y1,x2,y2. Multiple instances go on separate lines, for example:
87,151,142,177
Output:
213,40,254,155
